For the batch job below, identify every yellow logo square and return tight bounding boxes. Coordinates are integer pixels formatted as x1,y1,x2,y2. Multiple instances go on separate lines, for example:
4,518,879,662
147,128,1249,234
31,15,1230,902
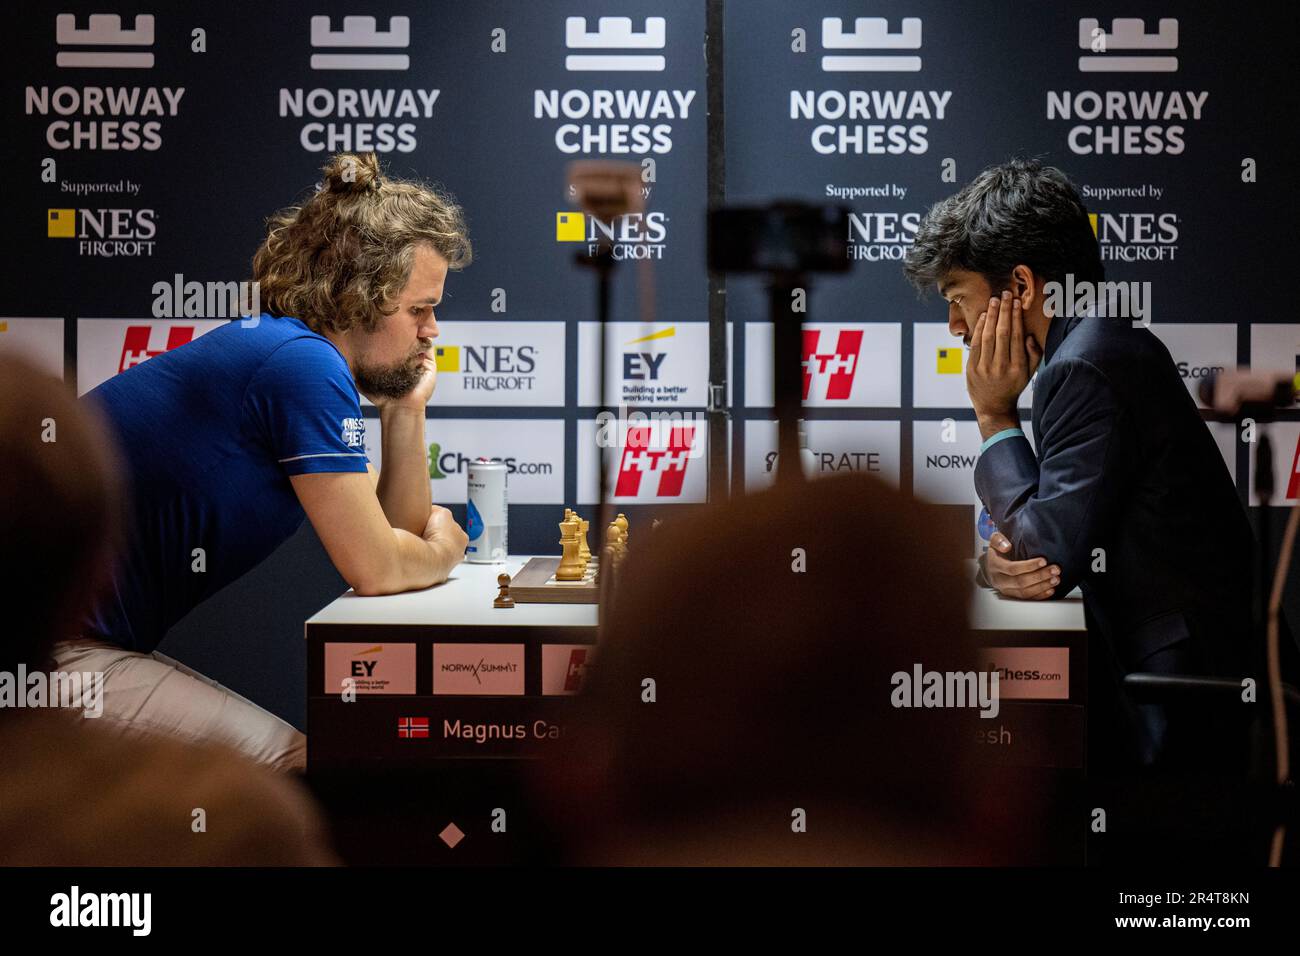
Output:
434,345,460,372
1088,213,1098,238
936,347,962,374
48,209,75,238
555,211,585,242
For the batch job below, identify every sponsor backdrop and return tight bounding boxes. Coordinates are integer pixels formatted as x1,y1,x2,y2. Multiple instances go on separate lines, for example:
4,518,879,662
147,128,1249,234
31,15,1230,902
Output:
1,2,1294,727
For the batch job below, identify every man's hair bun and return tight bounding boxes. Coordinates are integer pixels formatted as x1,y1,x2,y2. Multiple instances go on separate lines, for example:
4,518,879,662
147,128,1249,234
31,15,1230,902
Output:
321,152,382,194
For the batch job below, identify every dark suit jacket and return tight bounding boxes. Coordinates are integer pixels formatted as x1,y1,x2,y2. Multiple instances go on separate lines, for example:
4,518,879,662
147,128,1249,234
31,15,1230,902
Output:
975,312,1262,769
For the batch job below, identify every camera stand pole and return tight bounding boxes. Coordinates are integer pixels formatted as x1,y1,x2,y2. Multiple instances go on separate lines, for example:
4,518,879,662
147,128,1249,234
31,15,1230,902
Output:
768,272,807,486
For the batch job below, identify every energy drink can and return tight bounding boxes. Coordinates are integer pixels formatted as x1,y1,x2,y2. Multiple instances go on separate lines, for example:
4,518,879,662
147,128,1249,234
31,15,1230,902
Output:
466,459,507,563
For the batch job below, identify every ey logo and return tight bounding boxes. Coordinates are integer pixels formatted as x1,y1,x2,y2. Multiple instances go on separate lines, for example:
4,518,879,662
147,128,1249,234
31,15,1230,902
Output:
350,645,382,678
1078,17,1178,73
936,347,962,375
56,13,155,69
119,325,193,372
565,16,665,72
48,209,75,238
615,424,694,498
821,17,921,72
801,329,862,400
623,326,674,380
310,15,409,71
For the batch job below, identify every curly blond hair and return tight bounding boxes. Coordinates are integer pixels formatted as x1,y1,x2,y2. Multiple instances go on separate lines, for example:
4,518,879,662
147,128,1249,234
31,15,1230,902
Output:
252,152,471,335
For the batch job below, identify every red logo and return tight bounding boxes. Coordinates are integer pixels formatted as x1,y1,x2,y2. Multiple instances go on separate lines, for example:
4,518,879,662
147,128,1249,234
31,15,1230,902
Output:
614,424,695,497
563,649,589,693
119,325,194,372
397,716,429,739
801,328,862,400
1288,435,1300,500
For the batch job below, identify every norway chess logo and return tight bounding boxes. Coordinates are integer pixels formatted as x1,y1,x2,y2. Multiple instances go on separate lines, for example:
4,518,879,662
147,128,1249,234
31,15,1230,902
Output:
118,324,192,372
820,17,921,72
310,15,409,71
565,16,665,72
1079,18,1178,72
56,13,154,69
615,424,695,498
802,329,862,401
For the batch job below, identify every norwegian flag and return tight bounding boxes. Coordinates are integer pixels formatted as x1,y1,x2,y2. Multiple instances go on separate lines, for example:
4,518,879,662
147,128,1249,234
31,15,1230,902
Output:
119,324,194,373
614,424,695,498
801,328,862,401
397,716,429,739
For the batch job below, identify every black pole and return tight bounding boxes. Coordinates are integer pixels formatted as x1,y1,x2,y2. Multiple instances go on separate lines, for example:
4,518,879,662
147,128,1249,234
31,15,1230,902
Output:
769,274,806,485
706,0,728,502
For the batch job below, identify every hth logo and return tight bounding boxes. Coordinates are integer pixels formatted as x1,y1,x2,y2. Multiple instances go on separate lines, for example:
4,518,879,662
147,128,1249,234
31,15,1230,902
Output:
310,15,409,71
821,17,921,72
1289,436,1300,500
564,649,589,693
565,16,665,72
119,325,193,372
56,13,154,69
1079,18,1177,72
623,327,674,380
802,329,862,400
615,425,695,497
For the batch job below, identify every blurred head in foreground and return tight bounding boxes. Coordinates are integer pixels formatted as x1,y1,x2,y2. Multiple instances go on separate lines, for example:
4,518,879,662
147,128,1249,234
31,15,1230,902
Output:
0,353,124,674
535,472,1037,865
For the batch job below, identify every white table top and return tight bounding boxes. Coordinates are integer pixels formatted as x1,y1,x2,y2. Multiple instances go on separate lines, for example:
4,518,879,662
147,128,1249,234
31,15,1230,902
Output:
305,556,1086,633
965,560,1086,631
305,556,599,629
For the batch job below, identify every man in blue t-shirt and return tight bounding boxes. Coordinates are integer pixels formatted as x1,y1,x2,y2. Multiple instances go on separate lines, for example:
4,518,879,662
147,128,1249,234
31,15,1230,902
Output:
60,153,471,771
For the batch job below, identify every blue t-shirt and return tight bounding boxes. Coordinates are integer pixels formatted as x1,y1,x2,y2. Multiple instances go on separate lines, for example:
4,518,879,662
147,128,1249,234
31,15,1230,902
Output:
81,313,370,652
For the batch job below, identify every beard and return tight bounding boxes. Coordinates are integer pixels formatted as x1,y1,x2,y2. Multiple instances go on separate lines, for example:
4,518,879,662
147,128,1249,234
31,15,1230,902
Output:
354,342,430,400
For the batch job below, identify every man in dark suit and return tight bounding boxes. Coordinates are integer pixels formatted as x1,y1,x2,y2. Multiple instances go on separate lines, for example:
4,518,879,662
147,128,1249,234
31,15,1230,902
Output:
904,159,1264,770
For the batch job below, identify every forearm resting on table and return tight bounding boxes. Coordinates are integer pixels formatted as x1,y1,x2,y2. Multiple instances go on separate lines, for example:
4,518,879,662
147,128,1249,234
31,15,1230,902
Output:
353,528,458,596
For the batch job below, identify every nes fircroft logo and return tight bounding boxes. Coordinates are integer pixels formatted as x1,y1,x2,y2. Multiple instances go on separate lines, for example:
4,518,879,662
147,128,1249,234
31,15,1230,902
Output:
1050,18,1204,154
47,207,157,257
555,210,668,260
278,15,436,152
1079,17,1177,72
310,15,409,70
535,15,695,154
802,329,860,400
566,16,665,72
1090,210,1180,262
56,12,153,68
847,211,919,261
792,16,949,154
26,14,182,151
119,324,192,372
615,424,696,498
820,16,921,72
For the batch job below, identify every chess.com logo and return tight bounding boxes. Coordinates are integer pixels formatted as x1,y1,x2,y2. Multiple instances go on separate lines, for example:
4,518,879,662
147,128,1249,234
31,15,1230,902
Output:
614,424,696,498
802,328,861,400
279,15,438,153
793,17,950,155
26,14,183,152
534,16,697,155
118,324,192,371
1050,18,1206,155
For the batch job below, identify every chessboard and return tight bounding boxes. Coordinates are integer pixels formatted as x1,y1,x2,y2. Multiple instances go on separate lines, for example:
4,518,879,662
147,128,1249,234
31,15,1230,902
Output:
508,556,600,604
